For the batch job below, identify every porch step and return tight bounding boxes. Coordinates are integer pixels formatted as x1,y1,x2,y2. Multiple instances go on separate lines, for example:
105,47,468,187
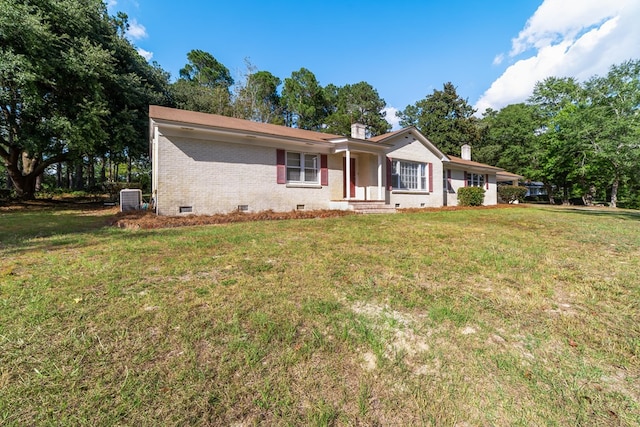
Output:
348,201,396,214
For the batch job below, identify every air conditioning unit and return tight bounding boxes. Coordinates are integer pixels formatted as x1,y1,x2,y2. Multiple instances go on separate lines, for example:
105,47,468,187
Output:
120,189,142,212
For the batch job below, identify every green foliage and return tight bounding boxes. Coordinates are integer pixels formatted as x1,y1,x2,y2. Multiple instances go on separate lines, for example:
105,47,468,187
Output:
171,79,232,115
0,0,170,199
457,186,485,206
476,104,542,176
498,185,528,204
281,68,329,130
179,49,233,89
397,82,478,155
323,81,390,137
233,63,283,124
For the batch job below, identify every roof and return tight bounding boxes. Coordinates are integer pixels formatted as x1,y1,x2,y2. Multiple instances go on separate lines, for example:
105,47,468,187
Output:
496,171,524,182
368,128,409,142
446,155,504,172
149,106,520,176
149,105,345,143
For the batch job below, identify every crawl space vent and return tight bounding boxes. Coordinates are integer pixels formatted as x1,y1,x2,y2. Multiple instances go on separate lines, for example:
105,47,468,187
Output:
120,189,142,212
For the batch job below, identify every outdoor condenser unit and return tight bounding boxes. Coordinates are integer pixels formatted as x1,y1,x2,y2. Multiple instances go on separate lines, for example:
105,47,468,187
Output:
120,189,142,212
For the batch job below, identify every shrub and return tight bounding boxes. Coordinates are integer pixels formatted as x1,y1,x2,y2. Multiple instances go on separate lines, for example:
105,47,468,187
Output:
498,185,528,204
457,186,485,206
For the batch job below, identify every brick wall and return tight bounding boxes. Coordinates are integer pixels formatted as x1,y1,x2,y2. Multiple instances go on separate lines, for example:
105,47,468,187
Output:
155,131,336,215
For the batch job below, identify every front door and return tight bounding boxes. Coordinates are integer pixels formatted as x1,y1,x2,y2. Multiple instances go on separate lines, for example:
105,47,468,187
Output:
343,157,356,198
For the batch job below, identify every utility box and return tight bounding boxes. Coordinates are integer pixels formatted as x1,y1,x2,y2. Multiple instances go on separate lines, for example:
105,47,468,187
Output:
120,189,142,212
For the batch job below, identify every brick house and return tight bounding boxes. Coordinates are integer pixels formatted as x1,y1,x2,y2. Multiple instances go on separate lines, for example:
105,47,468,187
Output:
149,106,511,215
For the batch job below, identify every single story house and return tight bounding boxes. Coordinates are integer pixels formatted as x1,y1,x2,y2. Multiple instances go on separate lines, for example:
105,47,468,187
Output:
149,105,515,215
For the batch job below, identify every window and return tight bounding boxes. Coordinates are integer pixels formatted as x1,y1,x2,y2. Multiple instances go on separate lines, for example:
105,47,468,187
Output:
286,152,319,184
391,160,428,191
466,173,485,188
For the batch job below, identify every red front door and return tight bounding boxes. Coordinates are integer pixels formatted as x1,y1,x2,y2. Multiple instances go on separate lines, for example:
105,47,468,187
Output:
342,157,356,198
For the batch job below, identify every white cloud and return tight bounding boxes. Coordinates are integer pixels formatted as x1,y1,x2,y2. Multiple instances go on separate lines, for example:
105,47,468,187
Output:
475,0,640,114
137,47,153,61
493,54,504,66
106,0,117,10
383,107,401,130
126,19,148,40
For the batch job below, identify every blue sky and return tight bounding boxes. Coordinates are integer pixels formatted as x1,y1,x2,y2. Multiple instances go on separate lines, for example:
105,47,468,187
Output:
109,0,640,127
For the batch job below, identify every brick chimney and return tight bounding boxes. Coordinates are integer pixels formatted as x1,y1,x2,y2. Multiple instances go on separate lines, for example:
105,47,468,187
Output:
351,123,366,139
461,144,471,161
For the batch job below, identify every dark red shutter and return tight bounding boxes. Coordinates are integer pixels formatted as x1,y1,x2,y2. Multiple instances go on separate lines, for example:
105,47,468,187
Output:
320,154,328,186
464,171,468,187
428,163,433,193
276,149,286,184
386,157,393,191
485,174,489,190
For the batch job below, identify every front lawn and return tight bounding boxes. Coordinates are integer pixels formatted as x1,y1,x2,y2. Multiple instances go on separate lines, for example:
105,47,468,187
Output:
1,205,639,425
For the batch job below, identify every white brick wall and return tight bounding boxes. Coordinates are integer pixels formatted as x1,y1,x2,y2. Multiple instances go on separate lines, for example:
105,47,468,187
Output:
387,139,445,208
444,168,498,206
155,131,336,215
151,124,499,215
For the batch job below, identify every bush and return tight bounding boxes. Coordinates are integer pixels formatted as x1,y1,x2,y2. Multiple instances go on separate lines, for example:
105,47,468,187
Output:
498,185,528,204
457,186,485,206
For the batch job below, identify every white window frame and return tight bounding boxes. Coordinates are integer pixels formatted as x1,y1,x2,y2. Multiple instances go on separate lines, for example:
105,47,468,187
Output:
286,151,319,184
392,159,428,191
466,173,485,188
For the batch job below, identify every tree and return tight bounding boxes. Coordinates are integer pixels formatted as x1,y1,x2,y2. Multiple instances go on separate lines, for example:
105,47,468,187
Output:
171,50,233,115
281,68,329,130
477,103,542,176
397,82,479,156
581,60,640,207
0,0,170,199
233,61,283,124
178,49,233,89
323,82,390,137
528,77,585,204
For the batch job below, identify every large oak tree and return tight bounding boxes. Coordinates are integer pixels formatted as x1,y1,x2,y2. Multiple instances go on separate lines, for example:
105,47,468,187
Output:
0,0,170,198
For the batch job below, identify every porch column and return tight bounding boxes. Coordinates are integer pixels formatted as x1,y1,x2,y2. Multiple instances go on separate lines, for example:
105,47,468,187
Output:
377,154,383,200
345,150,351,200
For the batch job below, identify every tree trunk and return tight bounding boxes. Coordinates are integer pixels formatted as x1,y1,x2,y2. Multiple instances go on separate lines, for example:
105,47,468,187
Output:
56,162,63,188
544,183,555,205
66,164,72,189
610,177,619,208
73,160,84,190
127,155,132,183
6,153,40,199
562,185,570,205
2,148,69,199
7,169,37,200
582,184,596,206
99,156,107,186
88,157,96,190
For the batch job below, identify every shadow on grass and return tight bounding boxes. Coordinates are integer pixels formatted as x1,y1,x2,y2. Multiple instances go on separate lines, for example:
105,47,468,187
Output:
547,206,640,221
0,206,116,253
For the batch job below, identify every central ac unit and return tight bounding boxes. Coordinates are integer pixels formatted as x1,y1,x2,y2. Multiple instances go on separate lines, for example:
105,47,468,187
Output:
120,189,142,212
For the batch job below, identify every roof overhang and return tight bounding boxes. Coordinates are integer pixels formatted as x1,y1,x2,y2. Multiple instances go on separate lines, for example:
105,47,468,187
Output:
150,118,337,152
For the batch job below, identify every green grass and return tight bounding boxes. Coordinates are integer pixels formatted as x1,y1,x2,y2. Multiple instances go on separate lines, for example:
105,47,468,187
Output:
1,205,639,425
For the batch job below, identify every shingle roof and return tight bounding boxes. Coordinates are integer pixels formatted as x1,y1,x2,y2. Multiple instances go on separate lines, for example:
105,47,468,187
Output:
446,155,504,172
149,105,345,143
496,171,524,181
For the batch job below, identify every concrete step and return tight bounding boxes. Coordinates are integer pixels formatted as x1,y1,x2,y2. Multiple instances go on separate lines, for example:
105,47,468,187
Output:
348,202,396,214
